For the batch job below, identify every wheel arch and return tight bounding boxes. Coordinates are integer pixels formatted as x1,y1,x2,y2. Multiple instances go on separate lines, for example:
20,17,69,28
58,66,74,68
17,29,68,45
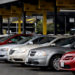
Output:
47,52,64,66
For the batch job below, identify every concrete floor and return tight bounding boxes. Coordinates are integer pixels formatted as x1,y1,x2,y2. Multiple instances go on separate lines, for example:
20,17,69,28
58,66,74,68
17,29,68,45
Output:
0,61,73,75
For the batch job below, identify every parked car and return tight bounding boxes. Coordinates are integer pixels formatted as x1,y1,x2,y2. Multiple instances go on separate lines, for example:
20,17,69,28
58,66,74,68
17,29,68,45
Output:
25,37,75,71
60,49,75,74
9,36,74,65
9,35,61,64
0,34,32,45
0,34,33,62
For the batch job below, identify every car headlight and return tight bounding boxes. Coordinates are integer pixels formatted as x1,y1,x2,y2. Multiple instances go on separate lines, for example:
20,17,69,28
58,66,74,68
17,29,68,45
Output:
35,51,47,56
0,48,9,51
63,56,74,60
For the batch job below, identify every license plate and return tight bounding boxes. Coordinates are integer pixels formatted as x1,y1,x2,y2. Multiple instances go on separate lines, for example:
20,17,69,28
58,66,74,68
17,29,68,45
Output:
61,62,64,67
25,58,28,62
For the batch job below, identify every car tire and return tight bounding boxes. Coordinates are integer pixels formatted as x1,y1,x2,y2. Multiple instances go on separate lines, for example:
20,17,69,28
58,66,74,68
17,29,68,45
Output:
20,63,26,66
40,67,48,70
4,60,9,63
50,55,61,71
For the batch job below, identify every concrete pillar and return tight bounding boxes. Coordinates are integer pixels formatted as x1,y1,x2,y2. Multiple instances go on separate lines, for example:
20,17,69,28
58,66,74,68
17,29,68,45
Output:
18,16,21,34
54,0,57,35
22,3,26,34
0,16,3,34
8,18,10,35
43,11,47,35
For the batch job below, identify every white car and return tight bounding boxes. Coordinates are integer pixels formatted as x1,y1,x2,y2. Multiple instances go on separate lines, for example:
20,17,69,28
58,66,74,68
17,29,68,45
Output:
0,35,56,62
0,44,20,62
9,35,74,64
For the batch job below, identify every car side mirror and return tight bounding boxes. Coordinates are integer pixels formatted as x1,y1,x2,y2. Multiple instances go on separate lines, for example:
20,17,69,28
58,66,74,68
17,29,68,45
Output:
50,43,56,46
28,41,33,45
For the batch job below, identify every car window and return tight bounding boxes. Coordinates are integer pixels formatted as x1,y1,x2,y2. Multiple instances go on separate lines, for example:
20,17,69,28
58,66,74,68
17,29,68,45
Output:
9,35,31,44
0,35,13,42
17,36,33,44
33,37,55,44
33,38,40,44
55,37,75,46
39,37,55,44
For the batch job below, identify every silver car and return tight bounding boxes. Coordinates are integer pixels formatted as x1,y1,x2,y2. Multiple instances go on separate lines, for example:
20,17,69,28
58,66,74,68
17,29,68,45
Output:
25,36,75,70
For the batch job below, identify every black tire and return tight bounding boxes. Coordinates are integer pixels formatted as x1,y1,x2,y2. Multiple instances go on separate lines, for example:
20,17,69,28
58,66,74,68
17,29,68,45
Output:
40,66,48,70
72,71,75,75
20,63,26,66
50,55,61,71
4,60,9,63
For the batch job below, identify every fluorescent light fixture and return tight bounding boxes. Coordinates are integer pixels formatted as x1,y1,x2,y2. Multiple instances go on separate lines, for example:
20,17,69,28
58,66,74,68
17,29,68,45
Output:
0,0,17,4
60,9,75,12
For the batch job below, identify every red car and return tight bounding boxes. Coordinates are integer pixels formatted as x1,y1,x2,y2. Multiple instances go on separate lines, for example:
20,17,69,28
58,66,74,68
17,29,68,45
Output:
60,51,75,74
0,34,32,45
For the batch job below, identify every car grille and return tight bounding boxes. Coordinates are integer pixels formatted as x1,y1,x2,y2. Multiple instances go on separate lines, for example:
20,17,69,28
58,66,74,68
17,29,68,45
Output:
30,51,36,56
0,55,5,57
13,59,23,61
9,50,15,55
61,65,71,69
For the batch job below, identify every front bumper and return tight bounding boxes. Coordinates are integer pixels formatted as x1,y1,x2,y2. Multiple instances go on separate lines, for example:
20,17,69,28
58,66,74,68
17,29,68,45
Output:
60,60,75,71
25,57,48,66
0,55,8,60
0,51,9,61
10,54,26,63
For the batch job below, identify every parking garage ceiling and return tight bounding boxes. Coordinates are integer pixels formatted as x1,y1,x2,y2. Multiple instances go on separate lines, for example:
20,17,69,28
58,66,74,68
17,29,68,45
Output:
0,0,75,17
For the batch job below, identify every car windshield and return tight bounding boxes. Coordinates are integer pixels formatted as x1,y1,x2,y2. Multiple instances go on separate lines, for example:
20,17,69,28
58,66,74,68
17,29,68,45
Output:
55,37,75,46
17,36,33,44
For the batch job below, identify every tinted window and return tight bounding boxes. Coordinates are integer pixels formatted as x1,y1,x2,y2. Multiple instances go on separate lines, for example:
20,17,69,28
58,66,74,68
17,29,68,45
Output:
33,37,55,44
55,37,75,46
10,35,32,44
0,35,14,42
17,36,32,44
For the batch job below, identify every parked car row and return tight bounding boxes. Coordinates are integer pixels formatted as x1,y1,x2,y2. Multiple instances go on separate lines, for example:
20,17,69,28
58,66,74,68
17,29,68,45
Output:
0,34,75,74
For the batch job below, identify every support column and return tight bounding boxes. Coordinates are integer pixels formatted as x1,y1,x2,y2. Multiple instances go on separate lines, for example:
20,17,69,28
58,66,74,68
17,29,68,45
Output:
22,3,26,34
18,16,21,34
43,11,47,35
0,16,3,34
65,16,67,34
8,18,10,35
54,0,57,35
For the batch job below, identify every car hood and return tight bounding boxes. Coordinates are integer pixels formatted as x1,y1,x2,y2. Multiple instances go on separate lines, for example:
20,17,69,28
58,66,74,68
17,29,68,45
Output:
31,46,75,53
12,44,42,51
0,44,21,49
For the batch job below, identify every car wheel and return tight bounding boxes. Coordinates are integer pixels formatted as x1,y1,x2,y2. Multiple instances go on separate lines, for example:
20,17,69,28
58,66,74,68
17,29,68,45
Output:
72,71,75,75
40,67,48,70
4,60,9,63
20,63,26,66
50,55,61,71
